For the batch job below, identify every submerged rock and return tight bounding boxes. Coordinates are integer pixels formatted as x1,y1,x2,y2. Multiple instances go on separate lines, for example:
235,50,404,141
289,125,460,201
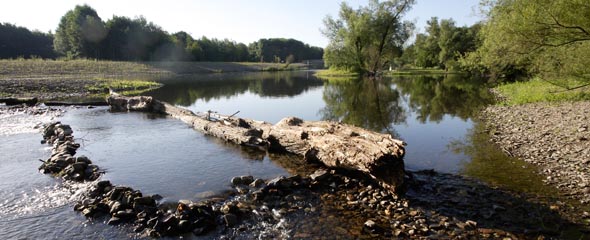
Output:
231,175,254,186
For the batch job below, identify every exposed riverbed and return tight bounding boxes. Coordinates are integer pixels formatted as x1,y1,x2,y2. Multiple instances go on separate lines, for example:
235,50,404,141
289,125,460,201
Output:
481,101,590,224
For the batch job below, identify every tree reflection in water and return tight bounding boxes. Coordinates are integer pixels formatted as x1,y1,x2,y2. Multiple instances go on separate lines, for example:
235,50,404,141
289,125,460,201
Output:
320,77,406,137
391,74,494,123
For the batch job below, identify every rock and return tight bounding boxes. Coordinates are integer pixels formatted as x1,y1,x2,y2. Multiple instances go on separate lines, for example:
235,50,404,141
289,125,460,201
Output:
231,175,254,186
249,178,265,188
75,155,92,164
163,214,179,228
192,227,208,236
310,169,329,181
71,162,87,172
363,219,383,234
134,196,156,206
110,201,122,214
465,220,477,229
267,176,292,189
82,208,95,217
177,220,191,232
221,202,239,214
223,213,238,227
107,217,123,225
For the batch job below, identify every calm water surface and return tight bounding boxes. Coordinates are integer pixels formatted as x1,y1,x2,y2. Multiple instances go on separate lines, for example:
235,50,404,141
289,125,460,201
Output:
0,71,557,238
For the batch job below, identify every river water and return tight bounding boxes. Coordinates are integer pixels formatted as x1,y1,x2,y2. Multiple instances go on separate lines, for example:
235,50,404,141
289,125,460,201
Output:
0,71,558,238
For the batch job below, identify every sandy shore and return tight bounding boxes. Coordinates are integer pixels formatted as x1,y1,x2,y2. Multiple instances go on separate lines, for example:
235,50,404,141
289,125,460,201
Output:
481,101,590,206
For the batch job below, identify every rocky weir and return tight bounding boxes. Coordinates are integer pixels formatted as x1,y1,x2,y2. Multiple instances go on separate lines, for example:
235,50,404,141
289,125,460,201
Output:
38,121,228,237
107,94,406,194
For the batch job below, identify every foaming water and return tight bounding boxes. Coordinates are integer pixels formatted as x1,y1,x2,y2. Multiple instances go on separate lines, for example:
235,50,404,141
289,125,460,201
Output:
0,106,63,136
0,181,89,219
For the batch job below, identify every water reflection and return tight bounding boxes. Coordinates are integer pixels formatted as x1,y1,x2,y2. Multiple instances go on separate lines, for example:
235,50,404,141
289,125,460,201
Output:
450,120,558,197
391,74,494,123
320,77,406,136
146,71,323,106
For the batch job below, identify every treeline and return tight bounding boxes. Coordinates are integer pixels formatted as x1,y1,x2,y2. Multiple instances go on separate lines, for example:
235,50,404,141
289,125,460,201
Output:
400,0,589,84
462,0,590,83
1,4,323,62
0,23,56,59
400,17,480,71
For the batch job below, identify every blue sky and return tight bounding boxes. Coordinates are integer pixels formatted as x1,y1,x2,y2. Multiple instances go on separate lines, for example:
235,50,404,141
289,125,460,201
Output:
0,0,482,47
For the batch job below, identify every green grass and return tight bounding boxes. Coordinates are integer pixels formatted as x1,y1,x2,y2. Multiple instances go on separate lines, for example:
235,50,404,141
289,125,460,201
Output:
85,78,162,96
496,78,590,105
0,59,310,77
314,69,359,77
386,68,456,76
313,69,359,82
0,59,165,77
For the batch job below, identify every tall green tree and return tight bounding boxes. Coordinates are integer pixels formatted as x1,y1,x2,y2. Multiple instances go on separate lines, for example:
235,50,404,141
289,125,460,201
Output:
413,17,441,68
410,18,480,70
322,0,415,75
54,5,106,58
463,0,590,84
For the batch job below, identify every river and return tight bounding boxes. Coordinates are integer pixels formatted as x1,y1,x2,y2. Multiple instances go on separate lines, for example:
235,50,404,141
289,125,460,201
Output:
0,71,563,238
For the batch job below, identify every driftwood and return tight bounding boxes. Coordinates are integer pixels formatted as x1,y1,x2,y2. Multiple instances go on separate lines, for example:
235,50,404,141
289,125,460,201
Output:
107,94,406,193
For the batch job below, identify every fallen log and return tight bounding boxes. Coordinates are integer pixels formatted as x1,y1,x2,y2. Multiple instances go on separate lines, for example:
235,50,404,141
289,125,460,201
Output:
107,94,406,193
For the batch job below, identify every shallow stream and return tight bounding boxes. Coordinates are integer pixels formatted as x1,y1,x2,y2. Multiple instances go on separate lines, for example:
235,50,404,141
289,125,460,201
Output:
0,71,566,238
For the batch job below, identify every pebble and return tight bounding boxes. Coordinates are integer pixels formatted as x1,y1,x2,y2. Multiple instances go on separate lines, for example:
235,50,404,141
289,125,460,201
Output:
482,101,590,220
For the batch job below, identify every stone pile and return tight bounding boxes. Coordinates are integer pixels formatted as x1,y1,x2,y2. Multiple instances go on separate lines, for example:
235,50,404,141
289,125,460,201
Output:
39,122,101,181
74,180,220,238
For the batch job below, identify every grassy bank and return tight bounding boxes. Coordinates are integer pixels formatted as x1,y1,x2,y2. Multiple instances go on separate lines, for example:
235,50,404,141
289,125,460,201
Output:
314,68,453,80
0,59,309,78
86,78,162,96
0,59,312,99
495,78,590,105
313,69,359,82
386,68,455,76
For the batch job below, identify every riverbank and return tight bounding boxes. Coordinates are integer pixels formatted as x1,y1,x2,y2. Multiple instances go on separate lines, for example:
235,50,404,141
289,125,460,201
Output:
480,80,590,229
481,102,590,205
0,59,309,100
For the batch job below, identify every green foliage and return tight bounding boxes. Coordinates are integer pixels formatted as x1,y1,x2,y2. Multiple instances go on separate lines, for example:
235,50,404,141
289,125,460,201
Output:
407,18,480,71
392,74,494,122
320,77,406,134
0,23,56,59
248,38,323,63
54,5,106,59
386,68,453,76
495,78,590,105
464,0,590,82
314,69,359,78
86,79,161,95
322,0,415,74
